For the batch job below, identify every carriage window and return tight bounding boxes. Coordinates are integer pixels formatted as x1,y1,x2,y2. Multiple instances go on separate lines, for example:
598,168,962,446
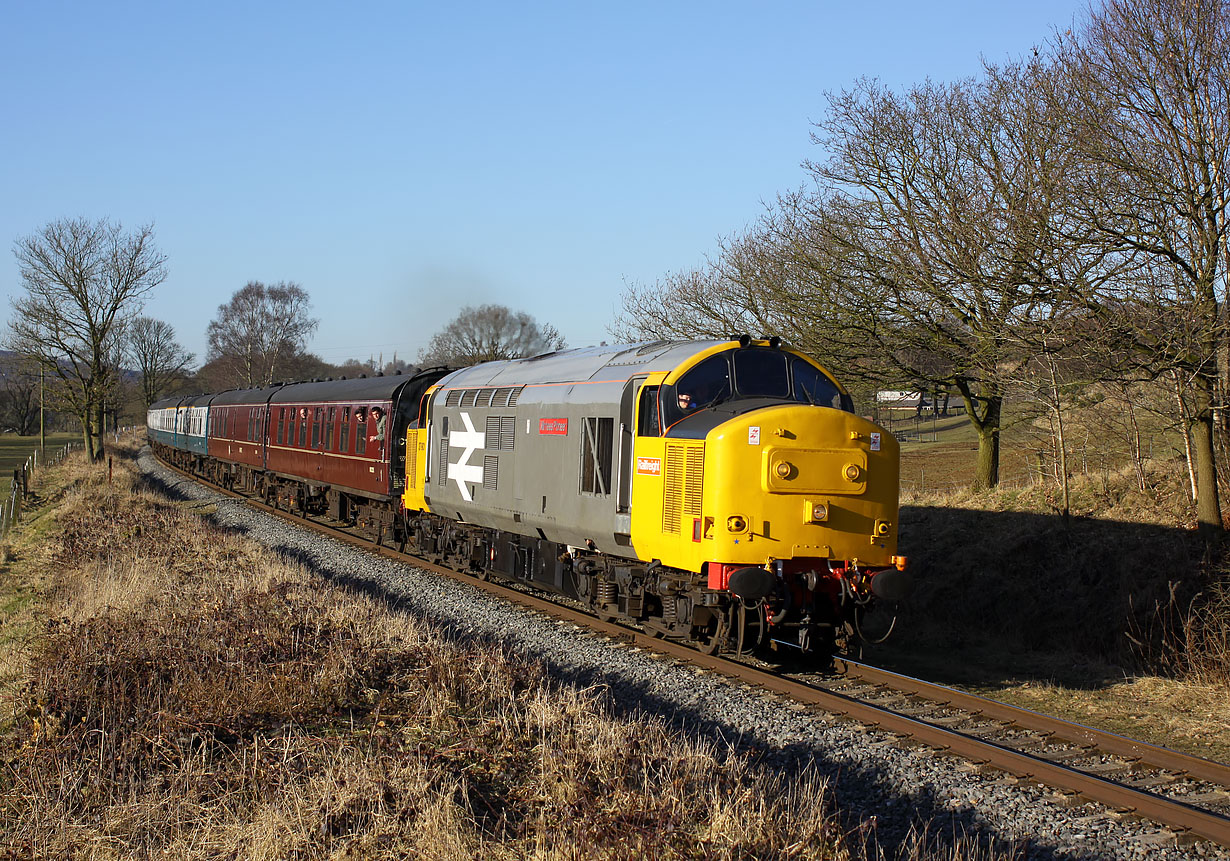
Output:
791,358,845,410
637,386,660,437
355,408,367,455
733,349,790,399
340,407,350,453
325,407,336,451
299,409,308,448
580,417,614,495
312,408,322,448
277,408,285,445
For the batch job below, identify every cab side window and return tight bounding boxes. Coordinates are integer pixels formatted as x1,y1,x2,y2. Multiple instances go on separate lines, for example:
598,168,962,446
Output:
637,386,660,437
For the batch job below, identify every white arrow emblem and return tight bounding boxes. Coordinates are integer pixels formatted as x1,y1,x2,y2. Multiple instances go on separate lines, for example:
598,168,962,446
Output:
448,411,486,501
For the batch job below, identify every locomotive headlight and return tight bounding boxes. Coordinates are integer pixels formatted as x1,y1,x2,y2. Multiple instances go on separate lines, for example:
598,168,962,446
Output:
775,461,793,478
727,515,748,533
843,463,861,482
875,519,891,537
809,502,828,522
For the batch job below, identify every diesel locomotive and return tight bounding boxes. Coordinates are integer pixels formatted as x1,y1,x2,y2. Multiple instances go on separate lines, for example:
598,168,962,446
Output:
148,338,909,659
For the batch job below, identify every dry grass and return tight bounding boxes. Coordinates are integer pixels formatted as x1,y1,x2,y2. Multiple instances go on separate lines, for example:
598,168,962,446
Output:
971,675,1230,765
1,445,887,860
885,446,1230,763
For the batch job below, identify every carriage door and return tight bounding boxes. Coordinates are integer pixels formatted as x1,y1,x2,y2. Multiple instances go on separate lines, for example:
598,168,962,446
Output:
615,376,645,530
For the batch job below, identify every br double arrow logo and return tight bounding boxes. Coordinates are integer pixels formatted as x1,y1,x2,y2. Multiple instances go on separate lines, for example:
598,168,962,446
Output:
447,412,486,502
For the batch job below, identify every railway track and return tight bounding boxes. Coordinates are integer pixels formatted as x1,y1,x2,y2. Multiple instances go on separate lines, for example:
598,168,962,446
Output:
153,452,1230,850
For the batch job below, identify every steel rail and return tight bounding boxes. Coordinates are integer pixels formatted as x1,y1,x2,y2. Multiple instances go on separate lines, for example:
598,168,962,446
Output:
837,659,1230,787
151,452,1230,847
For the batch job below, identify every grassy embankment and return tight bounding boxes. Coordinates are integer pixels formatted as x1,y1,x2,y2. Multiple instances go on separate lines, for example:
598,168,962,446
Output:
0,442,1013,860
868,409,1230,764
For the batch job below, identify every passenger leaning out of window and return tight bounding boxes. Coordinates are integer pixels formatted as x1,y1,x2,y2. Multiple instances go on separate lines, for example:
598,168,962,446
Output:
369,406,386,450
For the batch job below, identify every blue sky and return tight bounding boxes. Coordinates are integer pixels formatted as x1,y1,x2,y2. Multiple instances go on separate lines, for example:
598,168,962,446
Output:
1,1,1086,369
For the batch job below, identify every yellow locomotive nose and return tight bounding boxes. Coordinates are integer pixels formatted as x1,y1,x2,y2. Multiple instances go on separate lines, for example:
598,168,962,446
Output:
698,404,898,572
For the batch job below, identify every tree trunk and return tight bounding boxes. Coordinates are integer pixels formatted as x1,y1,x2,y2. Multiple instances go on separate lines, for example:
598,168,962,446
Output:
1175,371,1198,502
79,408,95,461
93,398,106,462
1048,356,1070,520
956,383,1002,490
974,417,1001,491
1123,386,1146,494
1190,371,1223,547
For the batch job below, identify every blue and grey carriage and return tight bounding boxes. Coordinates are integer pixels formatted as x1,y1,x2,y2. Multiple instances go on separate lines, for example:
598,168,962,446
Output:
146,393,217,460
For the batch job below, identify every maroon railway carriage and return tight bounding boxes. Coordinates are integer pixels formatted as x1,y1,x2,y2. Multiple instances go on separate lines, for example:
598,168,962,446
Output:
209,371,450,539
207,387,274,480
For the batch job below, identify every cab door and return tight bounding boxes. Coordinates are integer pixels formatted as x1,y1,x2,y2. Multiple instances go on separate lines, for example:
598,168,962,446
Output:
615,375,646,526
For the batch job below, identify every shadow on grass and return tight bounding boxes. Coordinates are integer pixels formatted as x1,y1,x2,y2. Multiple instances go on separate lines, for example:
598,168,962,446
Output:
863,504,1207,692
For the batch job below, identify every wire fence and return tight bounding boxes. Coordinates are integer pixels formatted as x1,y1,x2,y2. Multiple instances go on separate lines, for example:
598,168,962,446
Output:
0,441,80,540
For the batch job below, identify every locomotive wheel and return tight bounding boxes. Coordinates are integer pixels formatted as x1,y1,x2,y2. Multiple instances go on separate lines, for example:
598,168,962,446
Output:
695,609,730,656
734,601,768,657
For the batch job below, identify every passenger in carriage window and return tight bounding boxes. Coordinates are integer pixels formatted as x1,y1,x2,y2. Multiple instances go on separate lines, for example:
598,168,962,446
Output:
371,407,386,444
355,408,367,455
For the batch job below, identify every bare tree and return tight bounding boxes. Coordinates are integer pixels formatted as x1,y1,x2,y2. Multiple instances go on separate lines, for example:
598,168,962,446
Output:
205,282,318,388
617,60,1116,489
0,354,42,435
5,218,166,460
128,316,194,409
419,304,565,366
798,58,1127,489
1056,0,1230,542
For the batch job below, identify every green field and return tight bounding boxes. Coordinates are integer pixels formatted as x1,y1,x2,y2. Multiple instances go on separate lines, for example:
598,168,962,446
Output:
0,433,79,494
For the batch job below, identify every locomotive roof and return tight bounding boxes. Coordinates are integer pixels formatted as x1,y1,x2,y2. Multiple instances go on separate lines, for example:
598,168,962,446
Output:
435,340,729,389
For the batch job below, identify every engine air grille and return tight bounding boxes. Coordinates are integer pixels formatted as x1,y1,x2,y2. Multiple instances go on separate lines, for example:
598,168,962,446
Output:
662,445,683,533
662,444,703,534
684,447,704,516
483,455,498,490
407,438,418,490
